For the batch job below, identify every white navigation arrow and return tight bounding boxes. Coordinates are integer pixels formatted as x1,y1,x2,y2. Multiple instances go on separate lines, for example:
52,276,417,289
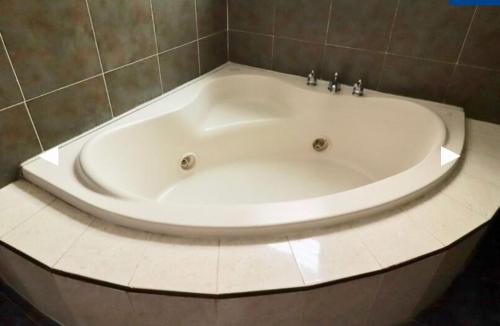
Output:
39,147,59,166
441,146,460,166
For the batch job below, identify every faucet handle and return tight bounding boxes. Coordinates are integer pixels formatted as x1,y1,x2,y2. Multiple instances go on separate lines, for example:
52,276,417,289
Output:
306,70,317,86
328,72,341,93
352,79,364,96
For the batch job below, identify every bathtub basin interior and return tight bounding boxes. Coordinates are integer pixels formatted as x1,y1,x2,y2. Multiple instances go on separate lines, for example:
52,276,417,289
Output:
80,75,446,205
22,63,465,237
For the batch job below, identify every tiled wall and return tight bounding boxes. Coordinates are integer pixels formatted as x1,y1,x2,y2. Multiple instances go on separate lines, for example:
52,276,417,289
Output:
0,0,228,187
228,0,500,124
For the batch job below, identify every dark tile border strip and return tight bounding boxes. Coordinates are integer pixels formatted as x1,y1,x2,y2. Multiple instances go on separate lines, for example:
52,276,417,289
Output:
0,208,497,300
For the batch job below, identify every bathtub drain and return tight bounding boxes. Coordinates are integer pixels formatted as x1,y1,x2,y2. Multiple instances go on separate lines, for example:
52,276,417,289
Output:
180,153,196,170
312,138,329,152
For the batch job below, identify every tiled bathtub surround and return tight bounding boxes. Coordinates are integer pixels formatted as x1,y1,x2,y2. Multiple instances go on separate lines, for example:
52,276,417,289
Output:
227,0,500,124
0,0,228,188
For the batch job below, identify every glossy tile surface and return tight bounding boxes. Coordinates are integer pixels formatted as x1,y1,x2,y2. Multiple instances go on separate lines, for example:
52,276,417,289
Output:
274,0,331,42
129,292,216,326
1,207,498,326
322,46,384,88
87,0,156,70
327,0,397,51
0,43,22,109
356,209,442,268
378,55,454,102
152,0,197,52
199,32,227,74
158,42,200,92
445,65,500,124
196,0,227,37
0,0,101,99
443,173,500,219
218,238,303,293
369,254,444,325
0,106,41,186
55,275,136,326
460,149,500,187
130,235,218,293
0,181,54,237
27,77,111,148
302,275,381,326
460,7,500,70
228,0,275,34
217,292,303,326
229,31,273,69
55,220,150,286
1,200,94,266
290,226,380,285
389,1,474,62
273,38,323,77
416,228,486,313
406,191,486,246
466,119,500,159
105,57,162,116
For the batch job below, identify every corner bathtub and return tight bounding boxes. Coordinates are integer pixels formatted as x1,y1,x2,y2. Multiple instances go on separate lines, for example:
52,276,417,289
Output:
22,63,465,237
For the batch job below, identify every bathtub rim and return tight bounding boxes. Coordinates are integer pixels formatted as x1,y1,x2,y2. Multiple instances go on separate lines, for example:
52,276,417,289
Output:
20,63,466,238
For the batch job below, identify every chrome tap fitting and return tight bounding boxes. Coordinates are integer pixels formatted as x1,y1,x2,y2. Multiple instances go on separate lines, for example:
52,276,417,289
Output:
352,79,364,96
328,72,341,93
306,70,317,86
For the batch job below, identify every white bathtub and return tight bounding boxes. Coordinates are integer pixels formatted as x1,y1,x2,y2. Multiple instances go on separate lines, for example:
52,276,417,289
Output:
22,63,465,237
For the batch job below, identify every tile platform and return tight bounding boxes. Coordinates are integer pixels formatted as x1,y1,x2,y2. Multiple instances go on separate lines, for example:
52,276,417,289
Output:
0,119,498,325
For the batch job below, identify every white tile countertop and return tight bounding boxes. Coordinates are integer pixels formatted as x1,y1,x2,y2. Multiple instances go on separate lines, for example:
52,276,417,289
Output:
0,119,498,295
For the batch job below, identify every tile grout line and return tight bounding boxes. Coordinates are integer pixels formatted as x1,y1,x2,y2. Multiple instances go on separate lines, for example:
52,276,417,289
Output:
2,35,220,111
441,180,495,219
125,291,140,324
228,28,500,72
101,54,158,73
226,0,230,60
456,6,478,66
320,0,335,79
405,205,448,246
215,239,221,294
126,233,155,288
158,39,198,55
26,73,102,103
229,28,274,38
0,101,24,113
376,0,400,91
362,275,385,326
356,230,385,268
400,207,447,247
0,32,44,151
51,216,97,268
443,6,478,103
149,0,164,93
194,0,202,75
198,29,227,41
270,1,277,69
0,196,57,242
286,236,307,286
84,0,114,118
